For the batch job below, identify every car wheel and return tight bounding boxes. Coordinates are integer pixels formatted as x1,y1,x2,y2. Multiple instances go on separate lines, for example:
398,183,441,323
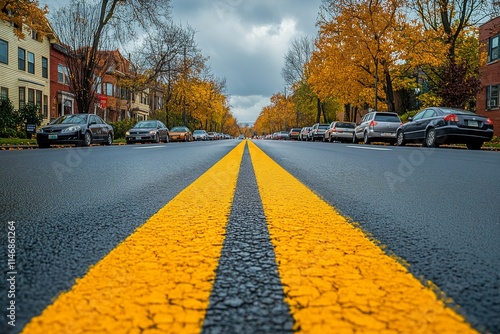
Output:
165,135,169,143
105,133,113,145
154,133,160,143
352,133,359,144
425,128,439,147
396,130,406,146
82,131,92,147
466,142,483,150
363,131,371,144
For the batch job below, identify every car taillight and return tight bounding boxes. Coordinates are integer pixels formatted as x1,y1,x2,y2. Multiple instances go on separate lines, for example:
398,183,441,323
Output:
485,118,493,125
443,114,459,122
369,120,378,127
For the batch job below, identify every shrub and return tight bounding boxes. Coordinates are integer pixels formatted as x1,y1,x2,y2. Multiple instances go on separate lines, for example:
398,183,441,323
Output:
111,119,136,138
0,98,18,138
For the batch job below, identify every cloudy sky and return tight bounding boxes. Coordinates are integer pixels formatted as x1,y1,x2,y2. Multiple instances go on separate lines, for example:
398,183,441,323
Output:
170,0,322,123
42,0,322,123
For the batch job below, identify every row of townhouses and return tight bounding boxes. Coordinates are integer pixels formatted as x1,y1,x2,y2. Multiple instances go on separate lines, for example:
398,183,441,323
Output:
0,18,163,124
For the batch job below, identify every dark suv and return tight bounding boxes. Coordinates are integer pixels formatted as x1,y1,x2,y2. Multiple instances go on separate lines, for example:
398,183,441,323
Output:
353,112,401,144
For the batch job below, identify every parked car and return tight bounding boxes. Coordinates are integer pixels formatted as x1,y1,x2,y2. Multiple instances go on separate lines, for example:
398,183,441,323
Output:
207,132,216,140
308,123,330,141
288,128,302,140
193,129,208,141
169,126,192,142
36,114,113,148
353,111,402,144
125,120,169,144
299,127,311,141
238,134,245,139
324,121,356,143
275,131,289,140
396,107,494,149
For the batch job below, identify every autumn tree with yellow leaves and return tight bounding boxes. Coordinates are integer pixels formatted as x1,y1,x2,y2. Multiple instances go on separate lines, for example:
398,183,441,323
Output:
310,0,427,114
0,0,50,40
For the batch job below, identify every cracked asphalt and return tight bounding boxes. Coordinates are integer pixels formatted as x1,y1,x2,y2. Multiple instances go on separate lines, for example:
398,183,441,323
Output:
202,148,293,334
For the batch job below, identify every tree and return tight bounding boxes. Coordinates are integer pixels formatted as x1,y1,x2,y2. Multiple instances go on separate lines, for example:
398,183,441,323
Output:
51,0,171,115
313,0,419,113
0,0,49,39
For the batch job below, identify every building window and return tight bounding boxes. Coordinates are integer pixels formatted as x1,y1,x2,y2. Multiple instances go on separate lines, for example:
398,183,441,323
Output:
36,90,42,110
1,87,8,99
489,35,499,63
0,39,7,64
28,88,35,104
31,29,39,41
19,87,25,107
27,52,35,74
43,95,48,117
42,57,48,78
105,82,113,97
18,48,25,71
58,64,70,85
95,76,102,94
486,85,499,109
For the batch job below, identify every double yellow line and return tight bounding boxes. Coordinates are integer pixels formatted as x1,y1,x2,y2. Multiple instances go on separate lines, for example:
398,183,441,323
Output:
23,141,476,333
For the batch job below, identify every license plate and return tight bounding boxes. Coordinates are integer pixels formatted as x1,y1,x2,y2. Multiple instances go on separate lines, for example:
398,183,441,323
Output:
468,120,478,127
48,135,58,139
135,137,141,140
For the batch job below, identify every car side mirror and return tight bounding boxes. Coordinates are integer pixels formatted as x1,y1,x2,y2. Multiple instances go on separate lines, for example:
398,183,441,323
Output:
408,117,413,122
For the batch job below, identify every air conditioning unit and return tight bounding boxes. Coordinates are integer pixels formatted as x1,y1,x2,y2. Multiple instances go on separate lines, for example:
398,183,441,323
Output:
488,98,498,108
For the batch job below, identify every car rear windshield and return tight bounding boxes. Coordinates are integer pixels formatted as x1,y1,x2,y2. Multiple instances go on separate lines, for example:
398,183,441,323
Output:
440,108,476,115
374,114,400,122
337,122,355,128
319,124,330,129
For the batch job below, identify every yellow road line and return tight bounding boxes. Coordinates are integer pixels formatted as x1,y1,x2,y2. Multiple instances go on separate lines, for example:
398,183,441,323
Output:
23,141,246,334
247,141,477,334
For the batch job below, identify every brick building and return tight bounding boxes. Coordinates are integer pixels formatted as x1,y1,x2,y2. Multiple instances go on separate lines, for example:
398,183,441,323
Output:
478,16,500,136
50,43,76,120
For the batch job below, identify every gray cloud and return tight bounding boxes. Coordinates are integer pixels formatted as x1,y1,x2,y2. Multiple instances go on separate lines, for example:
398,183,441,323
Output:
172,0,321,122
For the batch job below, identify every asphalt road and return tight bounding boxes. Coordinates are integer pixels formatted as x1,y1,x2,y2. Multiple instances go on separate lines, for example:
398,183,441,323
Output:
0,139,499,333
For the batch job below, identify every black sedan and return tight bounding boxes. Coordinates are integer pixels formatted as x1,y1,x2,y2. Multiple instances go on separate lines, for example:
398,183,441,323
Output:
126,120,169,144
36,114,114,148
396,107,494,150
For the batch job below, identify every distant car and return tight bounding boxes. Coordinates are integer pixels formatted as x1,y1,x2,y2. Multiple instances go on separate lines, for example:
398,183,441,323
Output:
324,121,356,143
396,107,494,150
353,111,401,144
288,128,302,140
238,134,245,139
275,131,289,140
36,114,113,148
299,127,311,141
207,132,216,140
125,120,169,144
169,126,192,142
308,123,330,141
193,129,208,141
